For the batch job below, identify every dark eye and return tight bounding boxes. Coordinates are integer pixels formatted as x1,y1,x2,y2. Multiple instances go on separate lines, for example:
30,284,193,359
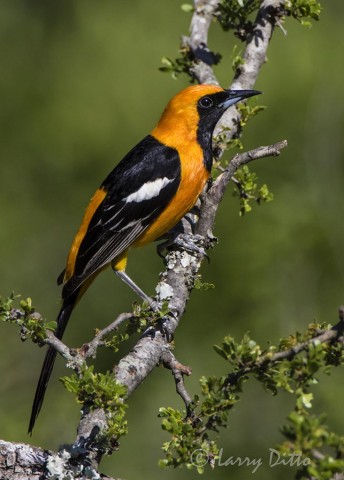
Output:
198,96,213,109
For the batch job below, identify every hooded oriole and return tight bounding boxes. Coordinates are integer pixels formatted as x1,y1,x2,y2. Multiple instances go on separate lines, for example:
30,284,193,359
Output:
28,84,260,433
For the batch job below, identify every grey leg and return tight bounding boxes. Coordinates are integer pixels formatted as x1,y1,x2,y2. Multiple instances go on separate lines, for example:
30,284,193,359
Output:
115,269,152,304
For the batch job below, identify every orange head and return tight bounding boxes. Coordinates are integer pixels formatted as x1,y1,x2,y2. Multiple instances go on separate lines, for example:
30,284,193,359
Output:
151,84,261,150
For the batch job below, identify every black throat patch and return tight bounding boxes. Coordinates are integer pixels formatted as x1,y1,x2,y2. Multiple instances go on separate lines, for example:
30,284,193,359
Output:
196,90,234,172
196,118,214,172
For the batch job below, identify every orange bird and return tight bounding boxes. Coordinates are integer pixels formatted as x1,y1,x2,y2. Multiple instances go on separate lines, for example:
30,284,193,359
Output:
28,84,260,433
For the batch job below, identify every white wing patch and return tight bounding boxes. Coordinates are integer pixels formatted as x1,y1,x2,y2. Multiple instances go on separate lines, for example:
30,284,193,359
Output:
124,177,173,203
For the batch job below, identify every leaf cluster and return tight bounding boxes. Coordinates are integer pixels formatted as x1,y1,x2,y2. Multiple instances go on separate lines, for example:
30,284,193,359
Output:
159,405,219,473
277,398,344,479
216,0,262,40
285,0,322,27
216,0,321,39
194,275,215,291
232,165,273,216
160,0,322,82
0,293,56,344
159,50,194,81
159,322,344,475
61,365,128,449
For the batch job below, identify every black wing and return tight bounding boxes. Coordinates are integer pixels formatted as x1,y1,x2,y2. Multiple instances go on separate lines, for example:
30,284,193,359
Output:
62,135,181,299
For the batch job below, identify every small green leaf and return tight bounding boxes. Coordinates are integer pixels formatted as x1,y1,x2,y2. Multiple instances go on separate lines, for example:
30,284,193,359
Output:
181,4,194,13
232,165,273,216
301,392,313,409
213,344,229,360
194,276,215,290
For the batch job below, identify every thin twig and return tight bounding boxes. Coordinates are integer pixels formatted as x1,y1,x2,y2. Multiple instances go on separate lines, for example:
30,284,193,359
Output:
44,330,74,362
80,312,134,359
217,140,288,192
197,140,288,237
226,307,344,387
162,350,193,411
271,305,344,362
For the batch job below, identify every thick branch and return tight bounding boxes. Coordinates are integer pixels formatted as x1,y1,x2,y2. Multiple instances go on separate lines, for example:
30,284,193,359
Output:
231,0,284,90
215,0,286,146
0,439,119,480
0,441,47,480
184,0,220,85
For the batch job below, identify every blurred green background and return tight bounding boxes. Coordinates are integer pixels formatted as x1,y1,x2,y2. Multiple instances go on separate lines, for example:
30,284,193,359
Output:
0,1,343,479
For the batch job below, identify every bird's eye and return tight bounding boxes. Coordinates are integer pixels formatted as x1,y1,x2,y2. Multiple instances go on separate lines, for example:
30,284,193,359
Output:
198,96,213,109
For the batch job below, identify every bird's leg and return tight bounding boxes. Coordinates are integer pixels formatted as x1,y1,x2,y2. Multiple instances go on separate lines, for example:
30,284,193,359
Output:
114,269,153,304
114,270,164,313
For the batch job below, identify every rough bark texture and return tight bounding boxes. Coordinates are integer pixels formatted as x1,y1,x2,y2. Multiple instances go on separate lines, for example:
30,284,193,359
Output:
0,440,47,480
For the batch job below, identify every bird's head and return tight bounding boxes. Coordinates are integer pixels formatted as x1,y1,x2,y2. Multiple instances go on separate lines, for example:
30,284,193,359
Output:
152,84,261,148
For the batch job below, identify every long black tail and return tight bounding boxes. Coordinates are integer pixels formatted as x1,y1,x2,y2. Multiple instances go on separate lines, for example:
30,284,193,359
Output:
28,290,79,434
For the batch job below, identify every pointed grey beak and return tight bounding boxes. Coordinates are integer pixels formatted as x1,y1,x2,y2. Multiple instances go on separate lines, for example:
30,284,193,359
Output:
219,89,262,109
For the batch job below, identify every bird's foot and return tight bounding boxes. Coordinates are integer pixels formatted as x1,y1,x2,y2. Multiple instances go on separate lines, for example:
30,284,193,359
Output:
173,233,209,260
157,232,208,259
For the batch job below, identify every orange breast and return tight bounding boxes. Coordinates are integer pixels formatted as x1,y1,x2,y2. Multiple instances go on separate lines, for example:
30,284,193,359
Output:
133,140,209,247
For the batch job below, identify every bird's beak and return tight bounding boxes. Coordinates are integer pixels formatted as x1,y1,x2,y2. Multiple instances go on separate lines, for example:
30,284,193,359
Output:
219,89,262,109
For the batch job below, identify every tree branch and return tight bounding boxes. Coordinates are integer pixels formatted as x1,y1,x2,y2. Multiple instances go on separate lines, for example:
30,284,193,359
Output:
80,312,133,359
225,306,344,388
215,0,285,147
0,439,120,480
183,0,220,85
162,350,193,412
44,330,75,362
197,140,287,237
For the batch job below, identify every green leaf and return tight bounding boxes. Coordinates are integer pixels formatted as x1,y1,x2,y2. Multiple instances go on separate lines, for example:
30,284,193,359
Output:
213,344,229,360
181,4,194,13
232,165,273,216
194,276,215,291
